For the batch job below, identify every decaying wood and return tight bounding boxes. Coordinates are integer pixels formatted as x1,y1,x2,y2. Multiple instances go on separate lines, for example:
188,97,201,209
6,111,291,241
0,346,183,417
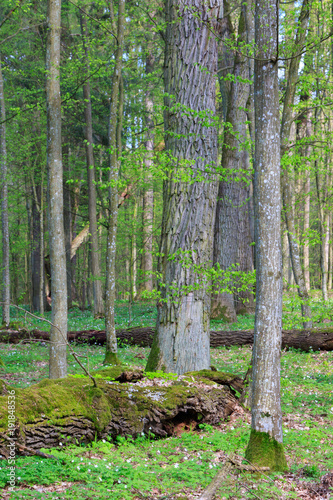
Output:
198,461,232,500
197,454,270,500
1,326,333,352
0,369,244,456
0,432,56,460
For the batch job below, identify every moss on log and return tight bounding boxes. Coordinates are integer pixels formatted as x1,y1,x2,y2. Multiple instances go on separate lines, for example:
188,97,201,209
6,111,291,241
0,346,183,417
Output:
0,368,244,457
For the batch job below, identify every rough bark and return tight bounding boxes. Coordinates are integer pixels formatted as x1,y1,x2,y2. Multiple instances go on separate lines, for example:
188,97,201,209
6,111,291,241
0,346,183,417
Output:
1,326,333,352
46,0,68,379
213,5,254,322
245,0,287,470
0,369,243,455
80,11,104,318
0,58,10,326
104,0,125,365
280,0,312,328
146,0,221,375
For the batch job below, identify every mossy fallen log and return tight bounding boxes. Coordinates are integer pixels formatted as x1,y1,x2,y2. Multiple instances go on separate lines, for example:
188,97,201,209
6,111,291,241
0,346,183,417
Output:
0,368,244,457
1,326,333,351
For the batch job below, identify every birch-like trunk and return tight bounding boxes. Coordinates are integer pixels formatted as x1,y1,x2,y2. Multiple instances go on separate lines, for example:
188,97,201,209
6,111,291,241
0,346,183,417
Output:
46,0,67,379
280,0,312,327
0,58,10,326
245,0,287,471
145,0,221,375
104,0,125,365
80,12,104,318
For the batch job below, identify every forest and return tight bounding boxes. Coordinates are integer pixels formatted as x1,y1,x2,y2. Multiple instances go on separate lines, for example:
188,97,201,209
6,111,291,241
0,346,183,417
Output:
0,0,333,498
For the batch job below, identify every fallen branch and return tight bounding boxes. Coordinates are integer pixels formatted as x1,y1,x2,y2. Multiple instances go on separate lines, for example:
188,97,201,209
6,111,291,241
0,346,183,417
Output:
1,326,333,352
198,454,270,500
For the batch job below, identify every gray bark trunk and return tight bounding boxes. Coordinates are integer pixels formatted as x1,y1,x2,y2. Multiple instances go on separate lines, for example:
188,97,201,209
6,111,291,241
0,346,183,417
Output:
31,178,45,313
80,12,104,318
280,0,312,328
46,0,68,379
0,58,10,326
145,0,221,375
213,7,254,321
104,0,126,364
245,0,286,468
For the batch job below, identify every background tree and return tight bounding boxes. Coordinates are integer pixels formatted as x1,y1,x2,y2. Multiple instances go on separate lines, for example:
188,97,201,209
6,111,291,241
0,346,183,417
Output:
46,0,67,379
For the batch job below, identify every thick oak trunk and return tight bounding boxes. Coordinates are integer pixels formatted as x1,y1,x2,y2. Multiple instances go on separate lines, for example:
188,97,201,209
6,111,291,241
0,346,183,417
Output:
80,12,104,318
1,327,333,352
146,0,221,375
212,6,253,322
0,369,243,456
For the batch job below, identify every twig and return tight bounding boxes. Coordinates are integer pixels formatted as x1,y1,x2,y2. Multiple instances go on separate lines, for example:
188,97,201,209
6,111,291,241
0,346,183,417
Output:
0,432,56,459
2,303,97,388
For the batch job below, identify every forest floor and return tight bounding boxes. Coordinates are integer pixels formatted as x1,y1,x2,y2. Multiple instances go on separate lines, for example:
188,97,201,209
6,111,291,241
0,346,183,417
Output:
0,296,333,499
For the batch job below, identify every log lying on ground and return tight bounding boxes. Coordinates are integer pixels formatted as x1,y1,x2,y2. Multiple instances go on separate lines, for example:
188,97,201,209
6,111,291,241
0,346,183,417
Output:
0,368,244,456
1,327,333,351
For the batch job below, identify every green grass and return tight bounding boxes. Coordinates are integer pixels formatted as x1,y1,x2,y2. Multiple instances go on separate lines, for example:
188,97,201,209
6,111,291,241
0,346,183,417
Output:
1,296,333,498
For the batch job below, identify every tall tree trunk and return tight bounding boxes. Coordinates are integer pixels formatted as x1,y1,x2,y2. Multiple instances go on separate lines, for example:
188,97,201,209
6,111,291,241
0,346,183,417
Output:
130,198,137,301
212,7,253,321
280,0,312,328
80,11,104,318
328,213,332,290
212,2,237,323
46,0,67,379
145,0,221,375
142,49,155,294
0,58,10,326
245,0,287,471
63,143,72,310
316,169,330,301
104,0,126,365
31,177,45,313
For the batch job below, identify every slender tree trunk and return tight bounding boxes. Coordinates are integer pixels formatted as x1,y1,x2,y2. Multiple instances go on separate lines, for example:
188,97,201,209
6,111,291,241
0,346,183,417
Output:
142,49,155,294
31,177,45,313
303,162,311,292
245,0,287,471
328,214,332,290
62,144,72,310
130,198,137,301
316,169,330,301
104,0,126,365
80,11,104,318
145,0,221,375
282,228,289,290
0,58,10,326
280,0,312,328
46,0,67,379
